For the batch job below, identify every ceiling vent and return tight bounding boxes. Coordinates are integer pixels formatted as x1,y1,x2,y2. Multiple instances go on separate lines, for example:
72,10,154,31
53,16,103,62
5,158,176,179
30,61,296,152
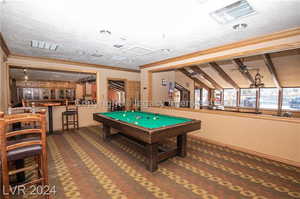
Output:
210,0,256,24
31,40,58,51
111,55,128,61
90,53,103,58
127,46,153,56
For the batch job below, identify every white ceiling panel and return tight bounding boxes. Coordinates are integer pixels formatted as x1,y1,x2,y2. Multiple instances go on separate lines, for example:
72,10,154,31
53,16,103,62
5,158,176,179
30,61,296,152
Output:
1,0,300,69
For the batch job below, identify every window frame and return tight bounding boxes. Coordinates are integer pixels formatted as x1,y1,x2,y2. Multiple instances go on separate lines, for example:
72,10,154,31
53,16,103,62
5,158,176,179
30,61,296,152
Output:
223,88,238,107
239,88,258,109
281,87,300,112
259,87,280,110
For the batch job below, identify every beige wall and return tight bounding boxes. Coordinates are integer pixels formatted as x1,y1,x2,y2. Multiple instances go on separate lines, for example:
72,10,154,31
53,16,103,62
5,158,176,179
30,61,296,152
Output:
5,56,140,129
144,107,300,165
141,33,300,165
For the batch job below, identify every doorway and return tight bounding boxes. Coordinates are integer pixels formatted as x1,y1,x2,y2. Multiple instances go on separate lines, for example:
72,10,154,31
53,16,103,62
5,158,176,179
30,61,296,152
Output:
175,83,190,108
107,79,126,112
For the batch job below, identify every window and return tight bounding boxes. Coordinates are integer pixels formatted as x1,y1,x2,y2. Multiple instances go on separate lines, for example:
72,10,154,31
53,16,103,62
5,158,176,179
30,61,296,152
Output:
202,89,209,106
240,88,257,108
282,88,300,110
224,89,237,107
259,88,279,109
214,90,222,106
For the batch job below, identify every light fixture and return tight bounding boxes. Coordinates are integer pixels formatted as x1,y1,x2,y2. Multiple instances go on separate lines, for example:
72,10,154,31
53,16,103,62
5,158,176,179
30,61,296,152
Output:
31,40,58,51
233,23,248,31
99,29,112,35
76,50,86,55
113,44,124,48
23,68,28,81
90,53,103,58
161,48,171,53
250,71,264,88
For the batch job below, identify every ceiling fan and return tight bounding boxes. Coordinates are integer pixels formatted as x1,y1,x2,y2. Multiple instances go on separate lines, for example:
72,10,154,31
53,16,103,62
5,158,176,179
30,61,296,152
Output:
231,59,265,88
231,63,259,74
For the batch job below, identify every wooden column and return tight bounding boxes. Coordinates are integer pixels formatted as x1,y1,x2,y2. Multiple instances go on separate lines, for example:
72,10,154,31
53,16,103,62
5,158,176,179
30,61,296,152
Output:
278,88,283,116
148,71,153,107
256,88,260,113
236,89,241,111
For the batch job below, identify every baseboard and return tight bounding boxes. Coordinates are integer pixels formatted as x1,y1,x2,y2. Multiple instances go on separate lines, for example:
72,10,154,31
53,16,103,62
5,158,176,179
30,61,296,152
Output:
190,134,300,168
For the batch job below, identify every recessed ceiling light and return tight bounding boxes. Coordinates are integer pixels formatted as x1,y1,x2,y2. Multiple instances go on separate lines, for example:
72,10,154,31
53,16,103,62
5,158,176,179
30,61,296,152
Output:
99,29,112,35
113,44,124,48
232,23,248,31
31,40,58,51
161,48,171,53
76,50,86,55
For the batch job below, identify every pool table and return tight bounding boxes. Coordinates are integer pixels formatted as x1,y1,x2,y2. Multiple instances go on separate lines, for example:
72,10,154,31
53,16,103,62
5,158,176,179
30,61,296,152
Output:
93,111,201,172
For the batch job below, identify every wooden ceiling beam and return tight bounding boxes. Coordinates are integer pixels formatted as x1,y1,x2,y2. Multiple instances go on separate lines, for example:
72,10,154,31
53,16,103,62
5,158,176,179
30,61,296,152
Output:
110,82,124,90
209,62,240,89
0,33,10,57
178,68,211,91
190,65,222,90
262,54,282,88
110,81,124,88
109,84,124,92
232,58,255,84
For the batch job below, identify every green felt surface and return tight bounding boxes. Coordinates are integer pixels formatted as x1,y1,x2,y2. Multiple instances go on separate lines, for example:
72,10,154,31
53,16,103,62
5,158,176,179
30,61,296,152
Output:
98,111,192,129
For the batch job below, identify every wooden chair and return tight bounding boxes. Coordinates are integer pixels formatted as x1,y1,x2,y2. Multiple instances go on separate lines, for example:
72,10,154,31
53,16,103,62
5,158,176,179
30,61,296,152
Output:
0,110,49,199
62,100,79,131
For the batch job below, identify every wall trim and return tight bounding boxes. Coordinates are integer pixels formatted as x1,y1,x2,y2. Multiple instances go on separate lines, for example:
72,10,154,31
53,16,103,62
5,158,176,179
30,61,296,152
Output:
0,32,10,57
191,135,300,168
140,27,300,69
149,41,300,72
148,106,300,124
9,54,140,73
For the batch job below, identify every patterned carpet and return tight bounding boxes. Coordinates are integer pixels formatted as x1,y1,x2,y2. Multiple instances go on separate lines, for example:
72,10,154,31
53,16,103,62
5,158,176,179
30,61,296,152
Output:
14,126,300,199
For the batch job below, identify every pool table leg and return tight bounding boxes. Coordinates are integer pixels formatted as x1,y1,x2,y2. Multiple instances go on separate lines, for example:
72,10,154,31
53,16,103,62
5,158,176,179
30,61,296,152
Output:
146,143,158,172
102,125,111,141
177,133,187,157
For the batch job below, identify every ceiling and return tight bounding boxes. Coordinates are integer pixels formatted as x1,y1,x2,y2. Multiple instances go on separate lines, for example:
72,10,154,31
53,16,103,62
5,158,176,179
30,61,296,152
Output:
182,49,300,88
1,0,300,69
10,67,95,82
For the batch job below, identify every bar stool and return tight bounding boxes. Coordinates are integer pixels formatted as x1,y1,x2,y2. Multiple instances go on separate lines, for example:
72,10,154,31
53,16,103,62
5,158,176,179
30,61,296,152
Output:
62,100,79,131
0,110,49,199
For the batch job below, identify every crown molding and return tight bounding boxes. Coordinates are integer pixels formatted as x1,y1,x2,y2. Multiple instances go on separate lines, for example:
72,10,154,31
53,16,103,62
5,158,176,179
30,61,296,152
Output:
140,27,300,69
149,41,300,72
8,54,140,73
0,32,10,57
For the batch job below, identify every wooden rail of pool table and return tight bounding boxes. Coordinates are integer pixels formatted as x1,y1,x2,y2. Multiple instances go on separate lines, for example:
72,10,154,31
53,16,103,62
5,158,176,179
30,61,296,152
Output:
93,112,201,172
